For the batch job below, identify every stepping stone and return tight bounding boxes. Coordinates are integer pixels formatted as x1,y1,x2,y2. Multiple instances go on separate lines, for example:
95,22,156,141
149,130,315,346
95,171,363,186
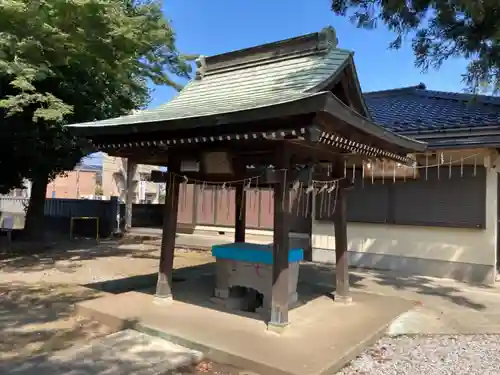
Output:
1,329,203,375
387,307,457,336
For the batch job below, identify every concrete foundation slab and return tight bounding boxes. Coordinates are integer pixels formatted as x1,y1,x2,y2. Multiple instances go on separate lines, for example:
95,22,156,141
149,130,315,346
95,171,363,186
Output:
76,289,414,375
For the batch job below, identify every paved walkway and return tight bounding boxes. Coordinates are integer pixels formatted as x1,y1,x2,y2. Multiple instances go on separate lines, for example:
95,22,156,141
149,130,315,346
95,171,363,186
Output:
344,271,500,335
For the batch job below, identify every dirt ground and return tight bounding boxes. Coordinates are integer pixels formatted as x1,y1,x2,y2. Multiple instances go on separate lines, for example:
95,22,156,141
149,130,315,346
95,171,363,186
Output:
0,239,214,364
3,237,500,375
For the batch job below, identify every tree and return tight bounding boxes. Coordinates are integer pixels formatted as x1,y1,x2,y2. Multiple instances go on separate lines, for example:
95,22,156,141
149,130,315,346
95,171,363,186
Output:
95,184,104,197
331,0,500,93
0,0,192,239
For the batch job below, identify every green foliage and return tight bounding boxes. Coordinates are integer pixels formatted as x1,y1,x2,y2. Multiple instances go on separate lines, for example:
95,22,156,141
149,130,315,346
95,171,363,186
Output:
331,0,500,93
95,184,104,196
0,0,191,194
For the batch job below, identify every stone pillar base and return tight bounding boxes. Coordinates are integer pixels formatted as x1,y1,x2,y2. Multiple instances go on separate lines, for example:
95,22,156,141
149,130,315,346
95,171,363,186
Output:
214,288,229,299
334,294,352,304
266,321,289,334
153,295,173,305
155,278,172,299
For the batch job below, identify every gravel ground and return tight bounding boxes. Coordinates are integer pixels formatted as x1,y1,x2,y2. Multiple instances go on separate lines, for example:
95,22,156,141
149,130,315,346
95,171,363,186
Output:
338,334,500,375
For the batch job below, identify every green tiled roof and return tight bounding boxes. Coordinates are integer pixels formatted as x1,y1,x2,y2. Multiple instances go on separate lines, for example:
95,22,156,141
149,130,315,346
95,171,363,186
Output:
68,28,355,129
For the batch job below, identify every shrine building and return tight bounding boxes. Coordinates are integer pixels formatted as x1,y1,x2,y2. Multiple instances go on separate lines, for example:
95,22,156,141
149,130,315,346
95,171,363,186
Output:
68,27,500,333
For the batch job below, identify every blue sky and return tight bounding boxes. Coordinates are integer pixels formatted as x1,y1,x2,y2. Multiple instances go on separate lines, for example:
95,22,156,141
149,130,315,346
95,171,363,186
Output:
82,0,468,166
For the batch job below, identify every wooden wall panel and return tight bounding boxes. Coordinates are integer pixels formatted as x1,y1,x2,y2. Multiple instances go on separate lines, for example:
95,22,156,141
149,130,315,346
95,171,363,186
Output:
215,188,235,226
195,186,216,225
259,189,274,229
177,184,195,224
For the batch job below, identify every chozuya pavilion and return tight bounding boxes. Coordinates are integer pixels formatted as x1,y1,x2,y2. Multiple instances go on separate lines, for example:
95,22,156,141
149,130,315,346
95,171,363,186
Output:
68,27,426,331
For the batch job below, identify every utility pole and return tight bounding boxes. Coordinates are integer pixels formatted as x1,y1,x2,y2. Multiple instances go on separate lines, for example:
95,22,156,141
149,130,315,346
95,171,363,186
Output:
76,170,80,199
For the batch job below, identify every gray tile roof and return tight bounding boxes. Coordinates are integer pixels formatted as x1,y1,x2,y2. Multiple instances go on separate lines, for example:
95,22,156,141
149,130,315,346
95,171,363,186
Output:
66,28,427,154
364,84,500,134
68,30,353,129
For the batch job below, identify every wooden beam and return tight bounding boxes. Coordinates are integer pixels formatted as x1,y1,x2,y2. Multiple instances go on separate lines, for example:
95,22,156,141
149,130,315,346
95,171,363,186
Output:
156,158,181,300
150,168,337,186
333,180,351,303
268,149,291,331
339,73,354,110
287,139,341,162
301,167,314,262
100,147,169,165
234,182,246,242
151,170,249,184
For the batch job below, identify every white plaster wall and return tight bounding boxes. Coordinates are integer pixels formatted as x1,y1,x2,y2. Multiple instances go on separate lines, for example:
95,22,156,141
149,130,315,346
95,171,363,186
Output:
102,155,163,202
312,162,498,284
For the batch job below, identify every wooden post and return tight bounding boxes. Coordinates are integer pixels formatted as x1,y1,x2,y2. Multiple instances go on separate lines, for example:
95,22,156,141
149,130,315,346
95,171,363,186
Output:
269,167,291,331
125,159,137,231
234,183,246,242
303,166,313,262
334,185,351,303
156,159,181,300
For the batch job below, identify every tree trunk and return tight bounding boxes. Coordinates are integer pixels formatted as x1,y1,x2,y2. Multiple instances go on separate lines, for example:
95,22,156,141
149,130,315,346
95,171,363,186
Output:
24,172,49,241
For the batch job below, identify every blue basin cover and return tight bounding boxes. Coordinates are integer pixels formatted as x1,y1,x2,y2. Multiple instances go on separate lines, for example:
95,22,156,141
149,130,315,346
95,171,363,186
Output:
211,242,304,265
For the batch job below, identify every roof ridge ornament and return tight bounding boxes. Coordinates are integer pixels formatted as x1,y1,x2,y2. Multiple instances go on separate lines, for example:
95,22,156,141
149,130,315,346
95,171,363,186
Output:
195,55,207,80
318,26,338,51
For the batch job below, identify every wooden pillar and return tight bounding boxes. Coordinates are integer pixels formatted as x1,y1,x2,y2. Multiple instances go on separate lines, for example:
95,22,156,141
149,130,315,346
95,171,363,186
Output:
269,167,291,331
156,162,181,299
125,159,137,231
234,183,246,242
303,166,314,262
334,185,351,302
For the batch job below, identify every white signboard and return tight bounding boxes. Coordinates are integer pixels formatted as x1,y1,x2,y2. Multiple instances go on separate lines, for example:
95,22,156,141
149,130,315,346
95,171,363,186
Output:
138,180,146,202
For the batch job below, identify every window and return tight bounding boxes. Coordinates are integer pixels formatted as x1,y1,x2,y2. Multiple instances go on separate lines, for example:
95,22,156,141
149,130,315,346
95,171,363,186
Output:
139,173,150,182
391,166,485,228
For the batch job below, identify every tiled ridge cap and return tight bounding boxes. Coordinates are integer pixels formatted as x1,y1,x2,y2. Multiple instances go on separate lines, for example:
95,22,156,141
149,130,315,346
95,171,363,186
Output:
195,26,341,78
365,83,500,106
416,88,500,106
363,83,426,97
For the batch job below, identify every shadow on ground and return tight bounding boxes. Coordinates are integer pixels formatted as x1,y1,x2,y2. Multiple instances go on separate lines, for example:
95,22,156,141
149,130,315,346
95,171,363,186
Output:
0,239,494,373
0,239,488,313
0,239,162,274
84,261,487,325
0,281,111,365
0,277,244,375
0,332,188,375
0,236,211,275
373,272,487,311
84,263,344,323
301,263,487,311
